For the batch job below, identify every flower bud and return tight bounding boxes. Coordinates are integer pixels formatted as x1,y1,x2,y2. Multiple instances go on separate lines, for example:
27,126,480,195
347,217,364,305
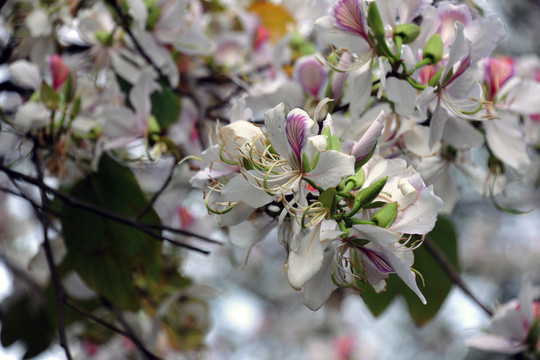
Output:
347,176,388,217
371,202,398,228
393,23,421,44
423,34,443,64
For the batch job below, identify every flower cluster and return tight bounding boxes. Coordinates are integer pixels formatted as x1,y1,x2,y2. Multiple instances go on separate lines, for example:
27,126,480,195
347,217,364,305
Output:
1,0,540,357
194,0,540,310
193,101,443,309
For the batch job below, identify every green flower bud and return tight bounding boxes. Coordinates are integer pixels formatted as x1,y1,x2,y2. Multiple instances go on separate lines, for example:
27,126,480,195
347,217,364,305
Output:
371,202,398,228
393,23,421,44
423,34,443,64
345,176,388,218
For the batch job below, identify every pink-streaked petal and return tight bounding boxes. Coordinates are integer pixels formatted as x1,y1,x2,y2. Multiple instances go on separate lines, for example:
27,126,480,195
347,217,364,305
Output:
49,54,70,91
286,109,313,167
322,114,335,135
359,247,394,273
294,56,329,98
333,0,368,40
350,110,385,161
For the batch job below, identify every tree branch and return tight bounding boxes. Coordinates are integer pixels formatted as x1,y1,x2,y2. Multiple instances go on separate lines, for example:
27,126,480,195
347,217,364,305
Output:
423,236,493,317
31,141,73,360
0,165,214,254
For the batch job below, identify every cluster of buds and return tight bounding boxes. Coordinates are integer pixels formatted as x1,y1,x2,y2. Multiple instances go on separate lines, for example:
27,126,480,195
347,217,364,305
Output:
192,101,443,309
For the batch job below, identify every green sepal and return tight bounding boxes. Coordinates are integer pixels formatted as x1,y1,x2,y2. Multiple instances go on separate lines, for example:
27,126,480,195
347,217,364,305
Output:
322,126,342,152
302,152,313,173
367,2,386,41
393,23,421,44
362,200,386,209
63,73,74,103
147,114,161,135
371,202,398,228
95,30,114,46
525,318,540,350
70,96,82,120
41,82,59,109
441,67,455,88
319,187,337,216
423,34,443,64
428,67,444,87
351,238,370,247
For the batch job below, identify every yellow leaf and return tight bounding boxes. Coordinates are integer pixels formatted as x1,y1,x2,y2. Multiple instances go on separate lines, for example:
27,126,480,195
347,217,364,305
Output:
248,1,295,43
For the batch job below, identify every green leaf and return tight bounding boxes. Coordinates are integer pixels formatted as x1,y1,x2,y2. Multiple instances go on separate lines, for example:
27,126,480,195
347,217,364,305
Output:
0,294,54,359
359,277,398,316
41,82,60,109
61,154,162,310
359,216,458,325
401,216,459,325
150,85,181,129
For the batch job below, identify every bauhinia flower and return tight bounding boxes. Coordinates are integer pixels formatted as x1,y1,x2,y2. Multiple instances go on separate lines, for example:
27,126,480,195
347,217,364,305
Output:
467,281,540,356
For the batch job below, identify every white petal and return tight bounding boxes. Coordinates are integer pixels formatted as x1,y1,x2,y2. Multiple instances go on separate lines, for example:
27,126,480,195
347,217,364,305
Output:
466,334,527,355
384,246,426,304
129,69,160,120
389,186,443,234
264,103,291,159
428,101,450,150
9,60,41,90
343,64,373,119
303,251,338,311
443,116,484,149
305,150,355,189
287,223,324,290
350,224,400,246
351,110,385,160
13,102,50,133
221,171,275,208
485,115,530,174
385,78,417,117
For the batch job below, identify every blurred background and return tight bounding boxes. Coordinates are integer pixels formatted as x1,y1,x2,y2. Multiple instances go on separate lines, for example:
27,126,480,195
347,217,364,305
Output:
1,0,540,359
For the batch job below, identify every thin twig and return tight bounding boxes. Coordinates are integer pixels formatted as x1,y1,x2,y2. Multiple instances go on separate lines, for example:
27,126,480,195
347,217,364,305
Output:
423,236,494,317
31,141,73,360
146,223,223,245
0,165,211,254
64,298,163,360
101,298,163,360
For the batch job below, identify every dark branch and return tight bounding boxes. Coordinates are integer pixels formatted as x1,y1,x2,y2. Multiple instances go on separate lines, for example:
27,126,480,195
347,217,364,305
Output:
0,165,213,254
423,236,494,317
31,140,73,360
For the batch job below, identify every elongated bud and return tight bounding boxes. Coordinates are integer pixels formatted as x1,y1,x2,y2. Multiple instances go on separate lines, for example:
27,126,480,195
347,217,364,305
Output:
371,202,398,228
393,23,420,44
423,34,443,64
346,176,388,218
367,2,385,41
